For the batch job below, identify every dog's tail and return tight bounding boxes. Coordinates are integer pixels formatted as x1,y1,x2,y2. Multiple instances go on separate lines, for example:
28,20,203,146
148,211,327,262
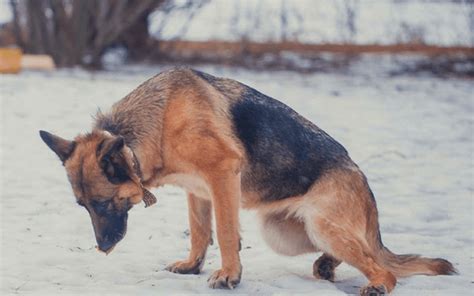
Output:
376,246,457,278
366,190,457,278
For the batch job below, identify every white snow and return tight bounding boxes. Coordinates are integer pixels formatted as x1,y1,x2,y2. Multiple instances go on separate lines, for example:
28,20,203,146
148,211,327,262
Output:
0,62,473,295
0,0,11,24
150,0,473,47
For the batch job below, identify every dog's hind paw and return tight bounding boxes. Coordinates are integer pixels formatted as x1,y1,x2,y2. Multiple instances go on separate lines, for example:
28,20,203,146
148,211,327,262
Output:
165,257,203,275
313,253,340,282
207,266,242,289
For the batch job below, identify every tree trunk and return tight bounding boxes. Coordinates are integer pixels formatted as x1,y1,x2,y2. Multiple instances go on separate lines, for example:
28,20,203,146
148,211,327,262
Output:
122,12,152,61
9,0,167,68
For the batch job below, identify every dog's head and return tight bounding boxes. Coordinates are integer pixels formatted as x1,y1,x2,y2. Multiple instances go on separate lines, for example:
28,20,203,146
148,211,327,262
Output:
40,130,148,254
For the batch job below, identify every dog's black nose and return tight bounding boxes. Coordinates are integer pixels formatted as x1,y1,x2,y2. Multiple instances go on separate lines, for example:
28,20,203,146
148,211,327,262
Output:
97,239,116,254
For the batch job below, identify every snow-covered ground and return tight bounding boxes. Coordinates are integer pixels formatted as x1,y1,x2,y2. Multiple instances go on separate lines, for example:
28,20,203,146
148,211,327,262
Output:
0,63,473,295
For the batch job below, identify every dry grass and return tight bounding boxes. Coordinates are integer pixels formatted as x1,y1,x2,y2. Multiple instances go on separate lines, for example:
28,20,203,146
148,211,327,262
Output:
150,40,473,77
155,40,474,57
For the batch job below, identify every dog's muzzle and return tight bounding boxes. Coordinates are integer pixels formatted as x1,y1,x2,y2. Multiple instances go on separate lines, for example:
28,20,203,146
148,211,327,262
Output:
97,238,117,255
91,211,128,255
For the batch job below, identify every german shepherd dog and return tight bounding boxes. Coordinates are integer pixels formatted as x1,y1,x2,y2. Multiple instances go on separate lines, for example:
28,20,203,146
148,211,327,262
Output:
40,67,455,295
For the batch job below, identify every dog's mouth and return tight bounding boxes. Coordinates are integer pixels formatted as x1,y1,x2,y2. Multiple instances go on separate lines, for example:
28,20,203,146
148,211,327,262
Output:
95,232,124,255
96,244,116,255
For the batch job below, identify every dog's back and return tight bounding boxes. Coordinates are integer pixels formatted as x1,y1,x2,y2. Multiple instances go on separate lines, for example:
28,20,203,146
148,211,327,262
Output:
191,69,351,203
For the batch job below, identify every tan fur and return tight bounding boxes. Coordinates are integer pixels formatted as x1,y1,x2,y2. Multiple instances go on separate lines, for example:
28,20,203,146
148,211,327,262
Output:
260,168,396,292
98,68,244,285
166,193,212,274
66,132,142,207
158,173,212,200
59,132,143,246
42,68,455,294
156,74,244,286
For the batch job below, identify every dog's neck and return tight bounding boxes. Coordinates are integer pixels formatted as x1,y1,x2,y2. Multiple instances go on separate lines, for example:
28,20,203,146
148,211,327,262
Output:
129,147,157,207
94,110,165,187
130,149,144,181
128,140,164,187
94,118,164,181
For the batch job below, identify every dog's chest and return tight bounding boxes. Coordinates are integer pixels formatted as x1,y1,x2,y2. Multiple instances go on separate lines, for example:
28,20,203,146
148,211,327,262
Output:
158,173,212,199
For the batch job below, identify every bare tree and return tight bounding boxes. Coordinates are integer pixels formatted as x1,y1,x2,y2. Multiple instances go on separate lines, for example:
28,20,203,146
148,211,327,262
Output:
335,0,359,43
280,0,288,41
9,0,167,67
467,0,474,47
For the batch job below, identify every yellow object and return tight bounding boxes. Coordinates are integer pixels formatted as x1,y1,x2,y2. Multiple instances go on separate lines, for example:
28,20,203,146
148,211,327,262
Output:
21,54,55,71
0,47,22,73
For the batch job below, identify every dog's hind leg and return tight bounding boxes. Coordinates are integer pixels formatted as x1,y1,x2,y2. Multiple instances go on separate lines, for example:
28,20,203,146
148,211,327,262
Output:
306,216,396,295
302,170,397,295
313,253,341,282
166,193,212,274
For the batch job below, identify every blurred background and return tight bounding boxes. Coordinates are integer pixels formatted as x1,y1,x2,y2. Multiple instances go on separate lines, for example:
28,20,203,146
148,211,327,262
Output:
1,1,473,295
0,0,472,75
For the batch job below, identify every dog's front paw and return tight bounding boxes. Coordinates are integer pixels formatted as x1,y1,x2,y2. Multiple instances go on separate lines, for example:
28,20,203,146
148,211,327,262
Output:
360,285,387,296
165,257,204,275
207,266,242,289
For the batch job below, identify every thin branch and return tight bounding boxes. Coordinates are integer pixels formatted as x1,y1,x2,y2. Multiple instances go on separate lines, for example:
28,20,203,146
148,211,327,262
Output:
9,0,25,48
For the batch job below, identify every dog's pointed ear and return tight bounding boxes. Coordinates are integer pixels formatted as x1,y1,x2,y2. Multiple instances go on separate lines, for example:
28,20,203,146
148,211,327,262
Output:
97,136,132,184
39,130,75,163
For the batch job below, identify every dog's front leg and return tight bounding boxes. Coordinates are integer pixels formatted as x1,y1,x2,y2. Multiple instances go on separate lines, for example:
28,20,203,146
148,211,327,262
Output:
207,172,242,289
166,193,212,274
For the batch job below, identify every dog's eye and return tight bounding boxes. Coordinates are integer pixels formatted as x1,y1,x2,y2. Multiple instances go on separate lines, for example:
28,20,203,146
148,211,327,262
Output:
124,198,133,210
91,199,112,215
